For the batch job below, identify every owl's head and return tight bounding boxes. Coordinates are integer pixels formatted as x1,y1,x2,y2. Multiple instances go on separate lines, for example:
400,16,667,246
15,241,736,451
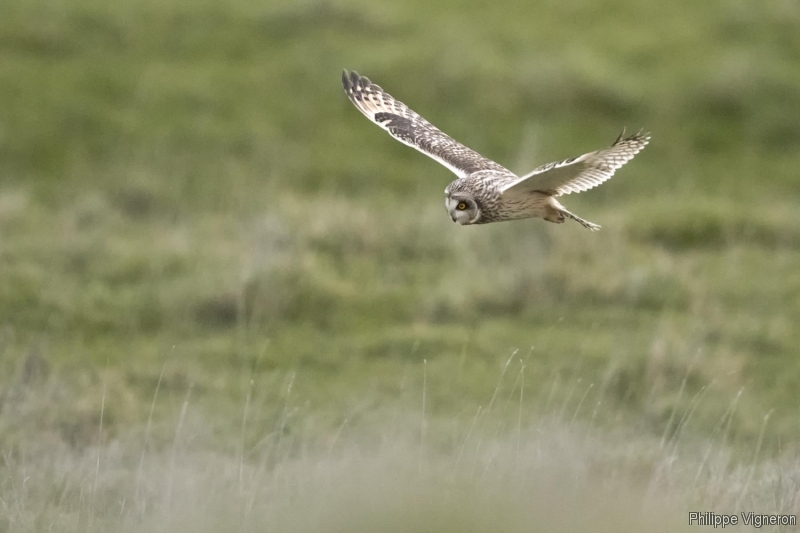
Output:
445,192,481,225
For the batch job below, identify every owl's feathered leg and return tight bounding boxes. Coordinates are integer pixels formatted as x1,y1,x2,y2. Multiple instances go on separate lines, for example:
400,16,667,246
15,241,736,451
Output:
541,197,600,231
559,208,601,231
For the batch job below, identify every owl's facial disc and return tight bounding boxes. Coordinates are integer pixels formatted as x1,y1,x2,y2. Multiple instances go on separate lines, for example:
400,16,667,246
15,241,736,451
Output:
446,194,480,225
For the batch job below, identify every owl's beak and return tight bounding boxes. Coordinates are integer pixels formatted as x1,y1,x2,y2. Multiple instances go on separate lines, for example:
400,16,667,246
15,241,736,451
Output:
450,213,457,223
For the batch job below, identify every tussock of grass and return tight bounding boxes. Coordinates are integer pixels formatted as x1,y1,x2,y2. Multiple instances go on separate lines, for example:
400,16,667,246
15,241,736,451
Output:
1,370,798,533
628,200,800,251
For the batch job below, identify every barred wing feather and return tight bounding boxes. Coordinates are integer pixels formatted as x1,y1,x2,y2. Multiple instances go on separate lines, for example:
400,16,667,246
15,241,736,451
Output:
500,131,650,196
342,70,509,179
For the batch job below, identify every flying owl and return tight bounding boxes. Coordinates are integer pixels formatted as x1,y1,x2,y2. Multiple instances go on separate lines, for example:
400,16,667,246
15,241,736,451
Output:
342,70,649,230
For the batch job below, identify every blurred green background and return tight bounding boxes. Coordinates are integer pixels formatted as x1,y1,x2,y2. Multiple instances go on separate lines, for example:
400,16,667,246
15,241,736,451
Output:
1,0,799,450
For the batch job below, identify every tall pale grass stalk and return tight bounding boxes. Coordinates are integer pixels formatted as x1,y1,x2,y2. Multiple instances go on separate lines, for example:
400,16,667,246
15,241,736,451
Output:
660,350,699,450
136,358,169,509
89,370,107,527
735,409,774,512
692,387,744,491
420,358,427,474
166,385,192,512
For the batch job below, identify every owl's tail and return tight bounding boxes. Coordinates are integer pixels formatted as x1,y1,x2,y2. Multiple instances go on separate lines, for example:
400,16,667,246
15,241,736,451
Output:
560,209,601,231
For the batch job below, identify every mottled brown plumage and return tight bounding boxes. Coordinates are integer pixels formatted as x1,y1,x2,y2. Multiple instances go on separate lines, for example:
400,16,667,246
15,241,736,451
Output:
342,70,650,230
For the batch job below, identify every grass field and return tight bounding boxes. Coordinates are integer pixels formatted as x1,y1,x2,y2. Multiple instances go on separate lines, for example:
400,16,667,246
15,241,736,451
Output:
1,0,800,528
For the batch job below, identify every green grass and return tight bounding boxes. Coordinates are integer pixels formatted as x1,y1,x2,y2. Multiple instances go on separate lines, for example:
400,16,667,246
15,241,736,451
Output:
1,0,800,524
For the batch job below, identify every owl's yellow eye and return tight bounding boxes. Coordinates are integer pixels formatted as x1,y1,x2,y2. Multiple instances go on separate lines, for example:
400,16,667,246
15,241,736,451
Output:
456,202,467,210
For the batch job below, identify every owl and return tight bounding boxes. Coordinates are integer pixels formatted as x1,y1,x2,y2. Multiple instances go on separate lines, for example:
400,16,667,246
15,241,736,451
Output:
342,70,649,230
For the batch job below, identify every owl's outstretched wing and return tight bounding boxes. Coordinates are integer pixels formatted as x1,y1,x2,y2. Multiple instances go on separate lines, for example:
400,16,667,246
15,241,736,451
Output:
500,131,650,197
342,70,508,179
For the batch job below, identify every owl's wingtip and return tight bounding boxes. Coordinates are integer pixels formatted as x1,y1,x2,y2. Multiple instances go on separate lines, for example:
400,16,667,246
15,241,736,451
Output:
613,128,652,146
342,69,365,93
